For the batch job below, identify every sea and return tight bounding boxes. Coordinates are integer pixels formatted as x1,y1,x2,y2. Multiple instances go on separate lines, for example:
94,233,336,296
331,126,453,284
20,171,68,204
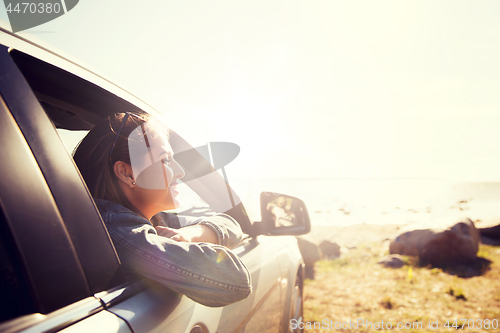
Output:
229,178,500,228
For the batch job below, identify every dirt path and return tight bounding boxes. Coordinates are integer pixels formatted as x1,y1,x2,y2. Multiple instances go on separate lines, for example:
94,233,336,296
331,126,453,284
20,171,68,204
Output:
308,224,403,248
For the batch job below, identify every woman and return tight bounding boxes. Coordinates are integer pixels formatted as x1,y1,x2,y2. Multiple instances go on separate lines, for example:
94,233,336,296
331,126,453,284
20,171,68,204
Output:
73,113,251,307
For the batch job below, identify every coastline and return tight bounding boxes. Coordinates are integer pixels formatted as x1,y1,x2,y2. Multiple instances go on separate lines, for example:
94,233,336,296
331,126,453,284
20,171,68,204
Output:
308,224,403,249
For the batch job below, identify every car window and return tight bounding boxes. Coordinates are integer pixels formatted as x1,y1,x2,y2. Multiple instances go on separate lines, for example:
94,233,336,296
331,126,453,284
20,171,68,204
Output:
10,47,250,230
56,129,88,154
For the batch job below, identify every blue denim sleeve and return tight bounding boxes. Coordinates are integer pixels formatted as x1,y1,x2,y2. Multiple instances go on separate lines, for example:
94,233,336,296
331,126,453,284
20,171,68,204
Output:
102,211,252,307
155,213,243,248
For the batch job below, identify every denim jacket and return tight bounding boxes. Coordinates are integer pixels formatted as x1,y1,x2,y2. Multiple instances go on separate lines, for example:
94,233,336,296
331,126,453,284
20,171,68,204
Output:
96,199,252,307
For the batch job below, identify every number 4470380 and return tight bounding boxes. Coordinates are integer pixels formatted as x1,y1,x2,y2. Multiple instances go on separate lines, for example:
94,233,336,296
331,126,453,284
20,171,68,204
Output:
6,3,61,14
445,319,498,330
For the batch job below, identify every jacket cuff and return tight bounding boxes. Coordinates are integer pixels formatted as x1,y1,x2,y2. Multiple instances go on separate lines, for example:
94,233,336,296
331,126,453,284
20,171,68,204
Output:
198,221,224,246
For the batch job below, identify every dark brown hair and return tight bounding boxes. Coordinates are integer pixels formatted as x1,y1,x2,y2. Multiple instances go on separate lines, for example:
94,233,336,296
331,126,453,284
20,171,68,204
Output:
73,113,149,217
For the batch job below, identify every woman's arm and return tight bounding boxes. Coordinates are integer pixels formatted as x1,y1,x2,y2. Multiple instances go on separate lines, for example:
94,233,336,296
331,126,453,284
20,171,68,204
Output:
155,213,244,248
155,224,218,244
104,211,252,307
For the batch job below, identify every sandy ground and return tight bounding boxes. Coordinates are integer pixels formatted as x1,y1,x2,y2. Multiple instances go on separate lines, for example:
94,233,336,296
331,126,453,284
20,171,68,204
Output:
308,224,404,249
308,215,500,249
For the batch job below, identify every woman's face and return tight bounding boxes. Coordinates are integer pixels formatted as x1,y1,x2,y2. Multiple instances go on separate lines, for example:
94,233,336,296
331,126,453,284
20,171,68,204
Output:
128,125,185,214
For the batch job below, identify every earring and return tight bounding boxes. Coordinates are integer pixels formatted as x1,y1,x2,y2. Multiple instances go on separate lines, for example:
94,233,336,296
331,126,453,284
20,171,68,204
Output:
132,181,136,186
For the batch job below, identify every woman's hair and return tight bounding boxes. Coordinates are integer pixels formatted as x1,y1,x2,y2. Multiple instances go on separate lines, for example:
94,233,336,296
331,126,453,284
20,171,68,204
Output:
73,113,150,216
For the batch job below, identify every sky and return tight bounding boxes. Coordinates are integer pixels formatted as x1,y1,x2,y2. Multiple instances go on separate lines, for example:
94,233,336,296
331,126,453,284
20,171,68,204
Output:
1,0,500,181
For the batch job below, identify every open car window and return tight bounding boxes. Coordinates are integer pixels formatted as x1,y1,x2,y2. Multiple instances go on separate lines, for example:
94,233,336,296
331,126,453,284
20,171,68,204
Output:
12,48,229,223
10,47,252,233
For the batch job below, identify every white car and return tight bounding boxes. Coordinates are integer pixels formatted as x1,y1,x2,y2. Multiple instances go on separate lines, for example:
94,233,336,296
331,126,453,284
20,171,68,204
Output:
0,27,310,333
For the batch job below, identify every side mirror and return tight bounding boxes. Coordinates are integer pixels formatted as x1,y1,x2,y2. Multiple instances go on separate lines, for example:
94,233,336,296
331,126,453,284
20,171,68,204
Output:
259,192,311,236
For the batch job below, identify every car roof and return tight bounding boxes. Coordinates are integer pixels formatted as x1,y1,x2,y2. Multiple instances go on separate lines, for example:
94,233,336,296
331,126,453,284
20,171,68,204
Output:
0,28,187,133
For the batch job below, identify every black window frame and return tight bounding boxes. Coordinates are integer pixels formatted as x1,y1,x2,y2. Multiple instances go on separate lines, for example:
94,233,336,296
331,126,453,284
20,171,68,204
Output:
0,92,89,314
3,45,127,295
0,44,128,319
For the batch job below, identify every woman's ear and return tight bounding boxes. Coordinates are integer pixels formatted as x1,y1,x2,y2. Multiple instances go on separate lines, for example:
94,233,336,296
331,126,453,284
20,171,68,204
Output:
113,161,135,188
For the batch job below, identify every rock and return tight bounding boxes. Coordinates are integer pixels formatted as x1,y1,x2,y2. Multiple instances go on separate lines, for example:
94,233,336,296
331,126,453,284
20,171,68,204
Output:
476,219,500,245
420,221,479,266
378,255,405,268
480,236,500,246
296,236,322,265
389,218,480,267
389,229,435,256
319,240,340,259
296,236,322,279
479,224,500,239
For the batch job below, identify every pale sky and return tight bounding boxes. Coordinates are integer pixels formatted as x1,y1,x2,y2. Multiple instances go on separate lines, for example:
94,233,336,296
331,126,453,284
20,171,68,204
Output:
2,0,500,181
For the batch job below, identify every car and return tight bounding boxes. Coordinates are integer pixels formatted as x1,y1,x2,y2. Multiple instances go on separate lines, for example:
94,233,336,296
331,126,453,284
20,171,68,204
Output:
0,27,311,333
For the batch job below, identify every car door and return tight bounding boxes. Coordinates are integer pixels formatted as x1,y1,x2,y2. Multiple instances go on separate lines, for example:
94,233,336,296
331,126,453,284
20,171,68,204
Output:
0,50,132,332
0,34,298,333
103,235,286,333
217,235,289,333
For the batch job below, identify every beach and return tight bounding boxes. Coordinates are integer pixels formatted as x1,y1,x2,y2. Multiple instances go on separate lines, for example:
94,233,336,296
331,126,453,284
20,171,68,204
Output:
177,178,500,244
298,181,500,333
233,178,500,231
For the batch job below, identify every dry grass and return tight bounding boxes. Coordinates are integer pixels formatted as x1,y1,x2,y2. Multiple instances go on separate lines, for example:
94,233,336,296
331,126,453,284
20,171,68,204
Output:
303,243,500,333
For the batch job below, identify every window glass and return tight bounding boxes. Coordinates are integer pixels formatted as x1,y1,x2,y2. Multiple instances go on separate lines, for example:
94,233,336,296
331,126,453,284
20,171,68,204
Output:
56,129,88,154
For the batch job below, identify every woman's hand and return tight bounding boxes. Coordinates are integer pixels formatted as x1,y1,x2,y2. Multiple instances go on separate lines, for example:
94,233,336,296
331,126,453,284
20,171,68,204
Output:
155,225,218,244
154,226,179,238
